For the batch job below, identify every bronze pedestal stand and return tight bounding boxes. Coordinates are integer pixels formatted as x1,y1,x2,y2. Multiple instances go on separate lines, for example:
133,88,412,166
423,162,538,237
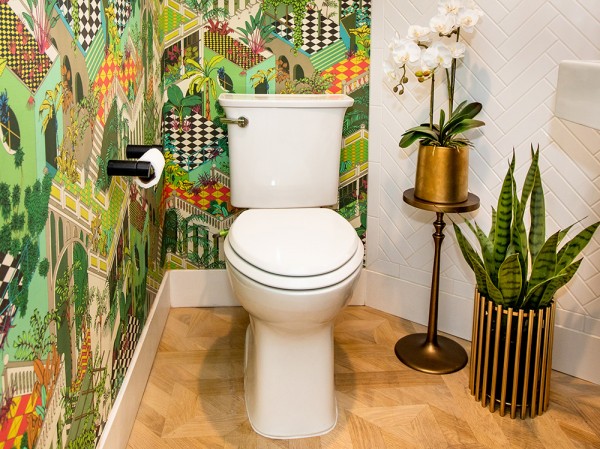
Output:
395,189,480,374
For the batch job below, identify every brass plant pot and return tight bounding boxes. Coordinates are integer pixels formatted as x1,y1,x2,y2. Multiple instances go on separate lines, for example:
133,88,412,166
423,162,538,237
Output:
414,144,469,204
469,290,556,419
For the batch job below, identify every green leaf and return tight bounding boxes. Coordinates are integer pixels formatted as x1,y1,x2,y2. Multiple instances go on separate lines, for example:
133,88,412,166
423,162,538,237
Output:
398,127,440,148
521,275,561,308
556,221,600,273
0,58,6,76
22,12,34,31
465,220,494,275
497,253,522,306
444,118,485,138
518,146,539,220
488,207,496,243
453,223,486,293
181,95,201,106
539,259,582,307
166,85,184,106
529,153,545,261
528,230,559,292
492,157,514,279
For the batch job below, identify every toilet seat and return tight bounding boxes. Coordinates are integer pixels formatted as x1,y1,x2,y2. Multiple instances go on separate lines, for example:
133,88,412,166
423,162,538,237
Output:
225,208,363,290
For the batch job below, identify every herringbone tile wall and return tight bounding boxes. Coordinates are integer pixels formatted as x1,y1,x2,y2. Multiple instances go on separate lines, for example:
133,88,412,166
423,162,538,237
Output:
368,0,600,379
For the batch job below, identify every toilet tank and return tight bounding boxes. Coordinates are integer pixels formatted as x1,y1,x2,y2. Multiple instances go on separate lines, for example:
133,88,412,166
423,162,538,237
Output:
219,94,354,208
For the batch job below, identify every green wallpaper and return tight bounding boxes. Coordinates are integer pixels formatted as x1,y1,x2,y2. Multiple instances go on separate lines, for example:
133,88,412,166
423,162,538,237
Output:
0,0,164,446
0,0,371,447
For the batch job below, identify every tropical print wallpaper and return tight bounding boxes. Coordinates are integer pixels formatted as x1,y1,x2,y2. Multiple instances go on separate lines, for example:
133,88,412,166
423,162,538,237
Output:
0,0,370,447
0,0,164,446
160,0,371,270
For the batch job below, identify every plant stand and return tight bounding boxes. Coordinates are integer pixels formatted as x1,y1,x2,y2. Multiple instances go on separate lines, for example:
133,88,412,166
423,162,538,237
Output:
395,189,480,374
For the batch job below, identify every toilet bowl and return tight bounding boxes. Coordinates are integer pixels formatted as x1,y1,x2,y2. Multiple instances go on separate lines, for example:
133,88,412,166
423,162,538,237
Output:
224,208,363,438
219,93,359,439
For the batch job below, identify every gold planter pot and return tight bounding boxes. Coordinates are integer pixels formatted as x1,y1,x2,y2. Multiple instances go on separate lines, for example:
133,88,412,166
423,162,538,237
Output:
469,291,556,419
414,144,469,204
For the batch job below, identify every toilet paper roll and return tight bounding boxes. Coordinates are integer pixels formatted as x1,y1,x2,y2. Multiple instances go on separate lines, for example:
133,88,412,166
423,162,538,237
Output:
135,147,165,189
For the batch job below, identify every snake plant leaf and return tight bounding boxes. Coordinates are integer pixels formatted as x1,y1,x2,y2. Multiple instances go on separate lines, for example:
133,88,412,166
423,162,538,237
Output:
556,221,600,273
521,273,566,308
528,230,559,293
538,259,583,308
466,220,495,277
519,146,539,220
492,157,514,277
483,264,505,305
529,153,545,261
489,207,496,244
497,253,522,305
453,223,487,293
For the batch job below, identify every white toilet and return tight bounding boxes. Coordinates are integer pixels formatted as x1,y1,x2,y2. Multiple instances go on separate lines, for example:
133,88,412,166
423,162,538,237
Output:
219,93,363,439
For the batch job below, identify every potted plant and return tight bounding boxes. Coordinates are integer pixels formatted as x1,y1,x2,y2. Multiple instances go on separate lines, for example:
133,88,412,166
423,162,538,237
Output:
385,0,485,203
453,146,600,418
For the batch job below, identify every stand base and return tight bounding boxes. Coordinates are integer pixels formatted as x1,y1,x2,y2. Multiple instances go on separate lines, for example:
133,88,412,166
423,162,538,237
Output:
394,333,468,374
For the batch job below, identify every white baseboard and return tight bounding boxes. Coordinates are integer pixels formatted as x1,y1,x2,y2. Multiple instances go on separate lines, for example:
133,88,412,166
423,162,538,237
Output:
552,325,600,385
97,271,172,449
168,268,367,307
364,270,473,340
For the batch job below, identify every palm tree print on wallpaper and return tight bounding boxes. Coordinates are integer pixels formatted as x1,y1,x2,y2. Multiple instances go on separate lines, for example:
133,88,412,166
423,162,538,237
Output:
160,0,371,270
0,0,164,446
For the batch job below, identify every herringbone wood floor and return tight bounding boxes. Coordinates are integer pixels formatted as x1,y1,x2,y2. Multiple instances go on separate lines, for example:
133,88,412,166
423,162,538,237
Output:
127,306,600,448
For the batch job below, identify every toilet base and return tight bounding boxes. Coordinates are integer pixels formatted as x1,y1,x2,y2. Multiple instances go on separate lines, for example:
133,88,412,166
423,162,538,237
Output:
243,320,338,439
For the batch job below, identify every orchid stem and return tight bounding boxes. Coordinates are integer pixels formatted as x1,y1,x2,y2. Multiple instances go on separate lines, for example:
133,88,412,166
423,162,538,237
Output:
429,71,435,129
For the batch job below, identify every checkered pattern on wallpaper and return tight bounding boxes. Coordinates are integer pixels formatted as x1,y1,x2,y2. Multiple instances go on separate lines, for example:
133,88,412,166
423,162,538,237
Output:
272,9,339,55
112,314,140,387
0,251,21,305
114,0,131,36
340,0,372,12
56,0,102,51
164,112,225,172
0,4,51,91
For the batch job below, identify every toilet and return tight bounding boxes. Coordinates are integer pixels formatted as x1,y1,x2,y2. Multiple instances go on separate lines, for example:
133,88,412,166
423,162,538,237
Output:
219,93,363,439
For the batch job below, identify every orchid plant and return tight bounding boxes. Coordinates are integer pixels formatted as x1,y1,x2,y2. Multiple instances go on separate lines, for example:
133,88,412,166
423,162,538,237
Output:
385,0,485,149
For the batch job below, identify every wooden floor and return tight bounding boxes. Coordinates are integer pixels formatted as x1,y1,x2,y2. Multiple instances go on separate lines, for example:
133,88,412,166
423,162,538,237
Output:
127,306,600,448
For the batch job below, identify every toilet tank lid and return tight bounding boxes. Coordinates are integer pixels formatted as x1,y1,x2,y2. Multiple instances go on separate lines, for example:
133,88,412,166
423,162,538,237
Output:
227,208,361,277
218,93,354,108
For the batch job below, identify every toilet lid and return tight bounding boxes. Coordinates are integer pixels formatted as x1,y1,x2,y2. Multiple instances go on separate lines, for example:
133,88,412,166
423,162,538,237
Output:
227,208,360,277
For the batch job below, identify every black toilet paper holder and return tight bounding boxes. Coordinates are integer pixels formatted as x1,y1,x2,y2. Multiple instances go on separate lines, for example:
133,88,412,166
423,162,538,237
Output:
107,145,163,181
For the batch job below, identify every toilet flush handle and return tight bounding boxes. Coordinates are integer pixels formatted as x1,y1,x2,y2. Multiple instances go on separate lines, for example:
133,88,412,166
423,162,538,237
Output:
222,116,249,128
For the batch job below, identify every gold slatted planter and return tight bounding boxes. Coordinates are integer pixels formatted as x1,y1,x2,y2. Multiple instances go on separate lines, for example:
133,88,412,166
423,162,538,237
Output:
469,290,556,418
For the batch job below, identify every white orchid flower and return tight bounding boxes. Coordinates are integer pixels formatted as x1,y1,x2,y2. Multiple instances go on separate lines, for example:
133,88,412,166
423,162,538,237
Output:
438,0,464,16
429,14,456,36
447,42,466,59
407,25,431,43
422,41,453,70
458,7,483,32
391,39,422,65
383,56,400,81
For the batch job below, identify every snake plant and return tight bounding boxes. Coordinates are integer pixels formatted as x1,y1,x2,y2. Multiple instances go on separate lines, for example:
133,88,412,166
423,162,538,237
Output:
453,146,600,309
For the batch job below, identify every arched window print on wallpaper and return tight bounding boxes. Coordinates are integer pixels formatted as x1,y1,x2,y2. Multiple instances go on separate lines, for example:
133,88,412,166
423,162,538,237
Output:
159,0,371,270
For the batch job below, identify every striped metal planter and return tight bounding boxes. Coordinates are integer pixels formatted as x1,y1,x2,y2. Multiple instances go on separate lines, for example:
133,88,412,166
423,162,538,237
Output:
469,290,556,419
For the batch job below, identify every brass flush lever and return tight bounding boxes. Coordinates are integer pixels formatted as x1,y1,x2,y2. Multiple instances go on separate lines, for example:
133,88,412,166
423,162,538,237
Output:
222,116,249,128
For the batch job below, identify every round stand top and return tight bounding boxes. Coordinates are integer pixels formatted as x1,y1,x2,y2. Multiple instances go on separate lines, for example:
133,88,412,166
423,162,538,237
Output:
403,189,480,213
